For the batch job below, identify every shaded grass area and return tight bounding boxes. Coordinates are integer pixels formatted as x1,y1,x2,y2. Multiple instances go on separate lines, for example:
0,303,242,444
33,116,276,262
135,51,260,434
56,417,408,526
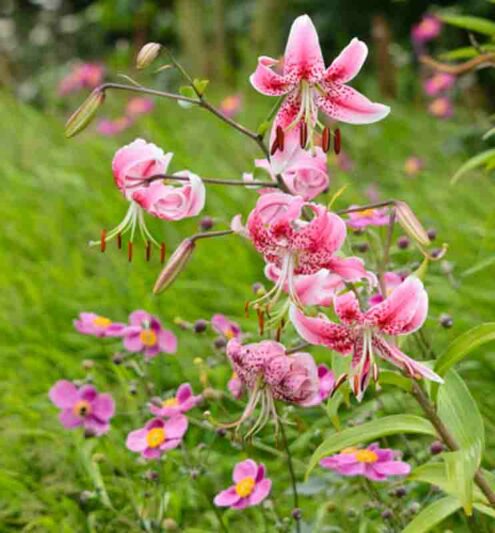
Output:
1,89,495,531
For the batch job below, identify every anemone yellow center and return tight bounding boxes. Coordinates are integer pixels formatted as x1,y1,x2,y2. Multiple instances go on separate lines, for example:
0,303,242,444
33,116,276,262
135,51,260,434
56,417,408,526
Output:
355,208,376,218
92,316,112,328
140,329,157,346
225,328,236,340
235,476,255,498
146,427,166,448
341,447,359,454
73,400,91,417
162,397,178,408
354,449,378,463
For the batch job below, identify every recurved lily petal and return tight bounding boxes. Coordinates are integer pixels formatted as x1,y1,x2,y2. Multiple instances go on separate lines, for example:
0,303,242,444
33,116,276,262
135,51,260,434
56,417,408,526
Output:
325,38,368,84
250,56,292,96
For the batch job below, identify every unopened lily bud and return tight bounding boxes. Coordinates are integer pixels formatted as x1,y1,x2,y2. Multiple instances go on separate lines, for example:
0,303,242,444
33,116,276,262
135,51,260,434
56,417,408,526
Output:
65,89,105,138
395,200,430,248
153,239,195,294
136,42,161,70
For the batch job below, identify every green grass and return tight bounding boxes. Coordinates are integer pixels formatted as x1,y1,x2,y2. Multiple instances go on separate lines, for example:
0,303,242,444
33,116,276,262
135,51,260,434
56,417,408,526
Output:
1,87,495,532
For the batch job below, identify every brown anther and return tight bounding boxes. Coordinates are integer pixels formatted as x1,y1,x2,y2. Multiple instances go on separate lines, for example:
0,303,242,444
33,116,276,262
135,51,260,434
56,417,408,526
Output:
117,232,122,249
299,122,308,149
322,127,331,152
276,126,285,152
100,229,106,253
270,138,279,156
145,241,151,262
127,242,133,262
160,242,166,264
334,128,341,155
275,325,282,342
257,308,265,335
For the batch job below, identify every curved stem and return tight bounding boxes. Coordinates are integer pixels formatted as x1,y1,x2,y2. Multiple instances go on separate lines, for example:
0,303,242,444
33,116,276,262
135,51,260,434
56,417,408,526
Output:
97,82,198,104
278,414,302,533
191,229,233,243
336,200,396,216
420,53,495,75
126,173,279,189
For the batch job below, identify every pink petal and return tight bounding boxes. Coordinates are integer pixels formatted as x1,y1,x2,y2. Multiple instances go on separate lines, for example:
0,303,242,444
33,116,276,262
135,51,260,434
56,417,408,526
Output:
283,15,325,82
233,459,258,483
92,393,115,421
334,291,363,325
143,447,162,460
126,428,148,452
158,330,178,353
256,464,266,482
250,56,291,96
176,383,193,404
159,438,182,451
327,256,375,284
84,417,110,436
247,478,272,505
49,380,78,409
317,84,390,125
59,409,83,429
129,310,151,326
123,330,144,352
373,460,411,477
325,38,368,83
105,322,127,337
289,305,354,354
164,415,188,440
214,486,241,507
79,385,98,402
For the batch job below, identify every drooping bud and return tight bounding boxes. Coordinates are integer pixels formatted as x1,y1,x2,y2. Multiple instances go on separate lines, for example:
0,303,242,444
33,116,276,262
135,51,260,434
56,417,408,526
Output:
395,201,431,248
65,89,105,138
153,238,195,294
136,42,162,70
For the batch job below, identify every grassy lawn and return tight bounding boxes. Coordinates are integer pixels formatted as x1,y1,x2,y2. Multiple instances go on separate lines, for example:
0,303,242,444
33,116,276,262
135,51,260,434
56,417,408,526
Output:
1,88,495,531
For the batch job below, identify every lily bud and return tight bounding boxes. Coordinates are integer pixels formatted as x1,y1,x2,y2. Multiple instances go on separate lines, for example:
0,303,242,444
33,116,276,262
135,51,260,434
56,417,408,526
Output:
395,200,430,248
136,42,162,70
65,89,105,138
153,239,195,294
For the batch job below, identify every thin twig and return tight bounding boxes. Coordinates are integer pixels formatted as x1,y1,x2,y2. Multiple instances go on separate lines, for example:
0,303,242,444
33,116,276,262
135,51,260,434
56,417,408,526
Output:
286,342,310,355
336,200,396,216
420,53,495,75
126,173,279,189
191,229,233,243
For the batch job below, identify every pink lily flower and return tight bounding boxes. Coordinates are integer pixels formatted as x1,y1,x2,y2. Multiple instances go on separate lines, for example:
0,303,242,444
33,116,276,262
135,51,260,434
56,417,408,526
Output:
423,73,455,97
244,146,329,201
219,94,243,118
74,312,126,337
369,271,404,306
250,14,389,164
239,192,370,306
149,383,202,417
58,62,104,95
411,15,442,46
214,459,272,509
96,117,133,136
304,364,336,406
49,380,115,436
211,314,242,340
126,97,155,118
228,372,245,399
320,443,411,481
290,276,443,401
404,156,424,177
346,205,390,230
123,310,177,358
126,416,188,459
428,97,453,119
132,170,205,221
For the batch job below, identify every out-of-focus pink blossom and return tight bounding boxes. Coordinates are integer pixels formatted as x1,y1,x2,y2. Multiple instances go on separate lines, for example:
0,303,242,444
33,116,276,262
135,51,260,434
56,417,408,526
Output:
49,380,115,435
404,156,424,177
369,271,404,306
290,277,443,401
74,312,126,337
411,15,442,45
126,97,155,118
214,459,272,509
126,416,188,459
335,150,355,173
149,383,202,417
211,314,241,340
346,206,390,230
219,94,243,118
304,364,335,406
428,97,453,119
58,63,105,95
320,443,411,481
423,73,455,96
96,117,133,136
122,310,177,358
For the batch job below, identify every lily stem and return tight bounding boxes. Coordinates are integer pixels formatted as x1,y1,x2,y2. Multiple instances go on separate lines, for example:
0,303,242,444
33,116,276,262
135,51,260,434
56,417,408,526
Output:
128,173,279,189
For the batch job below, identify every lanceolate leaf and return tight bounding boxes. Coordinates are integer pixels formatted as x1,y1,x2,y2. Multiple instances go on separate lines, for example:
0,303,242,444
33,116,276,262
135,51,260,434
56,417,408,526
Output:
434,323,495,376
306,415,436,477
402,496,460,533
451,148,495,184
440,14,495,36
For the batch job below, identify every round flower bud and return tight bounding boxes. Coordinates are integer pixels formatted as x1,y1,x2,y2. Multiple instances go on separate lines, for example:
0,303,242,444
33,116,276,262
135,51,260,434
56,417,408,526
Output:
136,42,162,69
397,235,410,249
427,228,437,241
214,337,227,349
353,242,369,253
439,314,453,329
194,319,208,333
199,216,214,231
430,440,445,455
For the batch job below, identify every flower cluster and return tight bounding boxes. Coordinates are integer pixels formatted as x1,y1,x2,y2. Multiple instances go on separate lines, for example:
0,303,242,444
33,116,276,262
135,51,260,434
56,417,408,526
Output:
97,97,155,136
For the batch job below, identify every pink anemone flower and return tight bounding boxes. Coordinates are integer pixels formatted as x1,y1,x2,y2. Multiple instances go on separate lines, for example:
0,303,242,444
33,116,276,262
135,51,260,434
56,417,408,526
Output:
149,383,202,417
423,73,455,97
304,364,336,406
320,443,411,481
96,117,133,136
346,205,390,230
211,314,242,340
290,276,443,401
428,97,453,119
58,62,104,95
404,156,424,177
224,338,319,435
126,416,188,459
219,94,243,118
244,146,329,201
411,15,442,46
74,312,126,337
126,97,155,118
123,310,177,358
214,459,272,509
250,15,389,168
49,380,115,436
237,192,371,307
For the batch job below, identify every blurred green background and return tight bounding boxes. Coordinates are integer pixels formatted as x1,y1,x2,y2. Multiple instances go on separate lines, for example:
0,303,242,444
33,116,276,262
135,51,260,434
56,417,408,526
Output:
1,1,495,531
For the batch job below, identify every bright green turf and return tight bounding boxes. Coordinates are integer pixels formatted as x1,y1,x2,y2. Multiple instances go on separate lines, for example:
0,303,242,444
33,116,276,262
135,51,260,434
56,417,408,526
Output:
1,88,495,532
